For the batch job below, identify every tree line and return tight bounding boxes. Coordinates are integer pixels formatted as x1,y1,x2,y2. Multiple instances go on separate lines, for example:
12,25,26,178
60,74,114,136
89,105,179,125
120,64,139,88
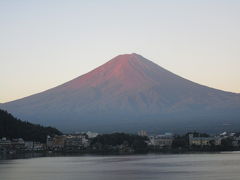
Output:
0,109,62,143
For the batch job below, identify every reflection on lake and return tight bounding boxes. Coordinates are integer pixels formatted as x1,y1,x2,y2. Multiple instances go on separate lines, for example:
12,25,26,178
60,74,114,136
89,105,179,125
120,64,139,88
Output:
1,153,240,180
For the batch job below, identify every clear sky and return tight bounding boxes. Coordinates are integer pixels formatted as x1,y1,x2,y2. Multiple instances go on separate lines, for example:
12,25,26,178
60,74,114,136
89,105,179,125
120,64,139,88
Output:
1,0,240,103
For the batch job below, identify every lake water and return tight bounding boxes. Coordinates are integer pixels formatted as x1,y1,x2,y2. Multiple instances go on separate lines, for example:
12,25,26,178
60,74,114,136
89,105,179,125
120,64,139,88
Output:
1,153,240,180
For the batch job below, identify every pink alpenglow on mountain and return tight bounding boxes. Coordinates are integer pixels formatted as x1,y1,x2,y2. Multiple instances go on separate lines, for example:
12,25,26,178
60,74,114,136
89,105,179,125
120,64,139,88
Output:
1,54,240,133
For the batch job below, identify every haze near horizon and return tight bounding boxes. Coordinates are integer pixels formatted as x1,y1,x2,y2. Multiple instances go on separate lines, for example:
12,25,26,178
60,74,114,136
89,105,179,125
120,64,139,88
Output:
1,0,240,103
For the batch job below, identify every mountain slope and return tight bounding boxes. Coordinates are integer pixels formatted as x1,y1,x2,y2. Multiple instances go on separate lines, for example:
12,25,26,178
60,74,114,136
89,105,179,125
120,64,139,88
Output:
1,53,240,133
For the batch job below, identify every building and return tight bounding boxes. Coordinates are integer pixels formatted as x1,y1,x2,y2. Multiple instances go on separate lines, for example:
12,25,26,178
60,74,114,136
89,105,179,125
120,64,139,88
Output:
11,138,25,151
188,134,221,146
64,135,89,152
149,133,173,148
138,130,147,137
25,141,34,151
86,131,98,139
230,136,240,147
48,134,89,152
46,135,54,149
0,137,11,153
51,135,67,151
33,142,45,151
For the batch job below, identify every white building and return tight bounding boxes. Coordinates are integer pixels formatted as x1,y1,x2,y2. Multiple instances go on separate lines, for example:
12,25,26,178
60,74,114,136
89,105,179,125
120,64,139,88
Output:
86,131,98,139
149,133,173,148
138,130,147,137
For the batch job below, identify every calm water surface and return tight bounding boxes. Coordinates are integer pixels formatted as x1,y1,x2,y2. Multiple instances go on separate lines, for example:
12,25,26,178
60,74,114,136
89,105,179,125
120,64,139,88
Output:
1,153,240,180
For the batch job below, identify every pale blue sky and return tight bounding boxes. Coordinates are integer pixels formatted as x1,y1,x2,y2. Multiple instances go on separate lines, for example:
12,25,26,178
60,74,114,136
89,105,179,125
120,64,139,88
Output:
1,0,240,103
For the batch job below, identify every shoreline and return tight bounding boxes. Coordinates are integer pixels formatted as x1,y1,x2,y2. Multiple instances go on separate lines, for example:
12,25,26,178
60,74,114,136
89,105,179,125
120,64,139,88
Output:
1,150,239,160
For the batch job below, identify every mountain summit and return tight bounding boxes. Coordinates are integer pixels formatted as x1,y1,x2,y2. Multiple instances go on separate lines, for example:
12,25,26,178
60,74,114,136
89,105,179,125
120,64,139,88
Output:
1,54,240,133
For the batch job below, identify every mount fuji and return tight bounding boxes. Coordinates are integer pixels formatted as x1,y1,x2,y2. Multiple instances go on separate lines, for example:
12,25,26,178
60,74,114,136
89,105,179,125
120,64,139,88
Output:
1,53,240,133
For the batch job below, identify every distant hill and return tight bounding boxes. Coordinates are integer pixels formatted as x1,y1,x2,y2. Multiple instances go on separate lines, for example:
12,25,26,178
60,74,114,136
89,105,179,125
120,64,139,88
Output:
0,109,62,143
1,53,240,133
